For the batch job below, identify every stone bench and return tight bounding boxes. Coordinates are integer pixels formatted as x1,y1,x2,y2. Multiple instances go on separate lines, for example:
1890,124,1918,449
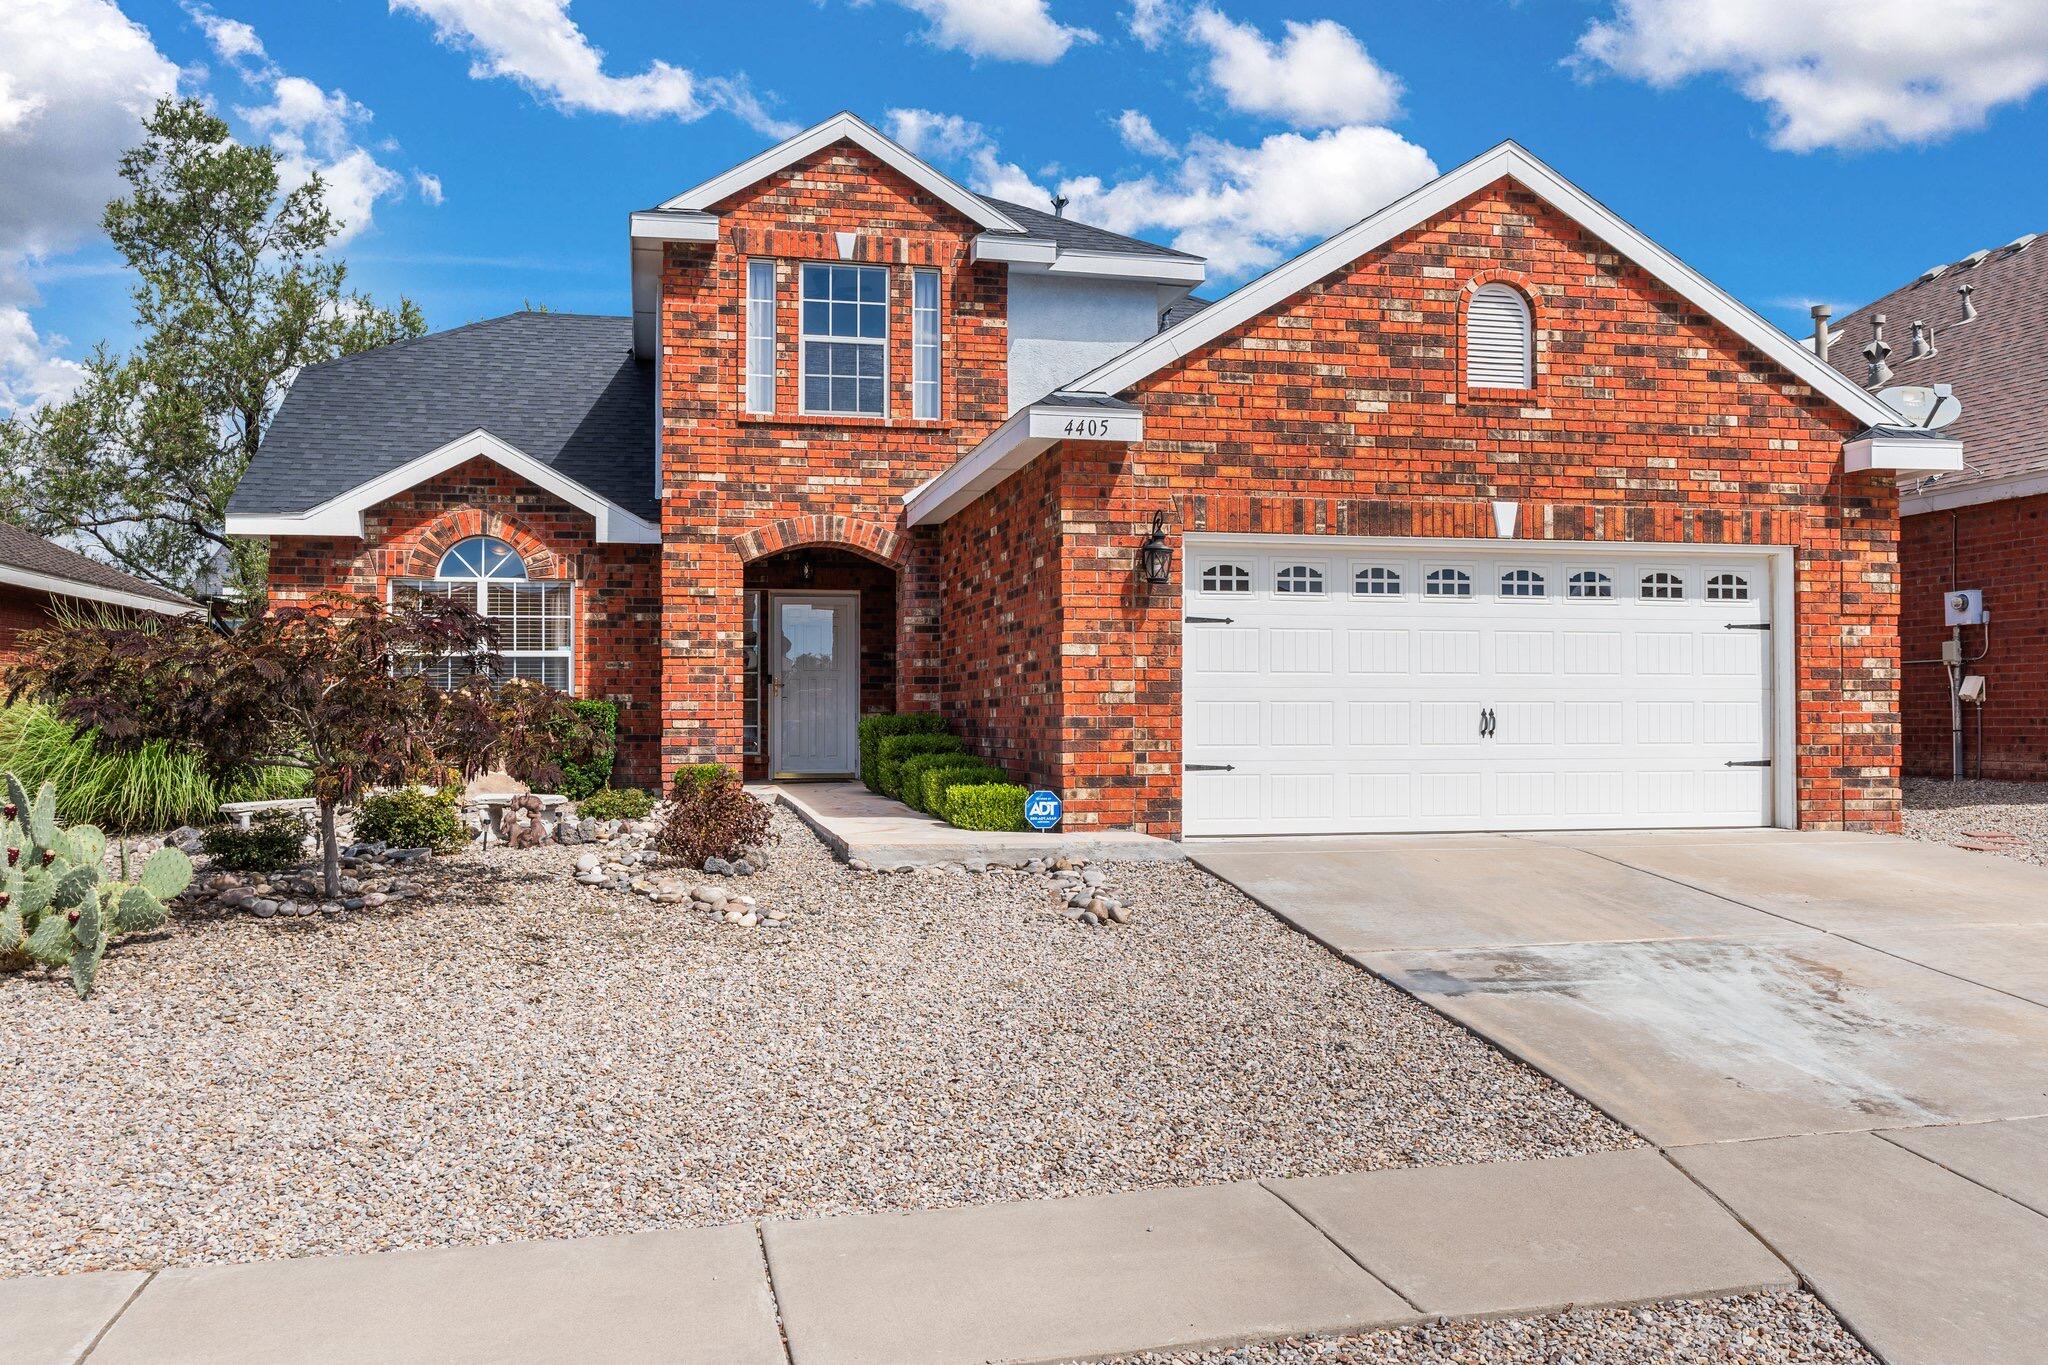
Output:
217,798,318,830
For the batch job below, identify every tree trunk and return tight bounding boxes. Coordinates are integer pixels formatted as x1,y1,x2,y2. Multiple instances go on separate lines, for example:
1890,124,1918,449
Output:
319,798,340,902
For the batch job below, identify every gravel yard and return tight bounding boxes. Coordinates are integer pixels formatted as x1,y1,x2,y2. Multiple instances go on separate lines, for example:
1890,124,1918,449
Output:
0,807,1631,1277
1903,776,2048,864
1090,1292,1874,1364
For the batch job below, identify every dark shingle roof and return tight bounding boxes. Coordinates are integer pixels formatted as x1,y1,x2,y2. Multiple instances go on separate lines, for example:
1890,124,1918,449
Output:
0,522,195,607
1159,295,1213,330
979,198,1202,261
230,312,655,520
1819,234,2045,500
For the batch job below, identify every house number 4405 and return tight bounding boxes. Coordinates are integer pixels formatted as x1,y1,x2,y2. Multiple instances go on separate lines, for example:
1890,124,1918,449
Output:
1063,418,1114,437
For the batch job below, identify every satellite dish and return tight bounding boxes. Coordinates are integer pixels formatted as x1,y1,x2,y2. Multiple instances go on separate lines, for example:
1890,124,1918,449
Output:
1877,383,1963,430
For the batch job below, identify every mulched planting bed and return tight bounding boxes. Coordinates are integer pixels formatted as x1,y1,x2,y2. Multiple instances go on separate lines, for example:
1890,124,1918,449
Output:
1091,1291,1874,1364
1903,776,2048,864
1,808,1631,1277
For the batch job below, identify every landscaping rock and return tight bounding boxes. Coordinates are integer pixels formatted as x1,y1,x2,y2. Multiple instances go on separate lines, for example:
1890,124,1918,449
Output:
703,855,735,876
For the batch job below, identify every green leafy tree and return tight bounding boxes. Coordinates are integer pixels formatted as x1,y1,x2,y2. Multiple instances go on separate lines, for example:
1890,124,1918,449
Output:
0,97,424,600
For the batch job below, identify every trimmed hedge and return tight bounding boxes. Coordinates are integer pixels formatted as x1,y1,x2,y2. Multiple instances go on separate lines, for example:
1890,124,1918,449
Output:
671,763,730,796
857,713,947,792
577,786,654,821
899,752,997,814
921,762,1006,817
202,811,307,873
876,733,963,800
941,782,1030,832
555,698,618,800
356,788,467,852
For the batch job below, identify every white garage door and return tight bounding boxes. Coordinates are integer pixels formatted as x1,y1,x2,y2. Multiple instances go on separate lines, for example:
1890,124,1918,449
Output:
1182,540,1778,836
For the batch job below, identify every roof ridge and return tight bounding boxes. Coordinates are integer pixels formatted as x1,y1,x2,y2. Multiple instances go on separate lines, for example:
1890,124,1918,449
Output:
295,311,631,378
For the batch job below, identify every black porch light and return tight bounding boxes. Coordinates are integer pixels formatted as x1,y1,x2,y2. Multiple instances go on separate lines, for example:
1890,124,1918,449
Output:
1136,510,1174,586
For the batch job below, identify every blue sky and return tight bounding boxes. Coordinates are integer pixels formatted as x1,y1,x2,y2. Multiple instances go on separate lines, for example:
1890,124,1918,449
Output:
4,0,2045,414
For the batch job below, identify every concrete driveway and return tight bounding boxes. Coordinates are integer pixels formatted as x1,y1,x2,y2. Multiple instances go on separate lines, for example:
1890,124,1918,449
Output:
1193,828,2048,1365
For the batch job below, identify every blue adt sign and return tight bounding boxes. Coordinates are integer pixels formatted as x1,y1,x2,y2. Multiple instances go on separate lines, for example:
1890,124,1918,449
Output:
1024,790,1063,831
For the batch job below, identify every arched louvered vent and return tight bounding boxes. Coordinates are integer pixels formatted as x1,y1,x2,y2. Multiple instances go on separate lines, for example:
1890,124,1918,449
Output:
1466,283,1533,389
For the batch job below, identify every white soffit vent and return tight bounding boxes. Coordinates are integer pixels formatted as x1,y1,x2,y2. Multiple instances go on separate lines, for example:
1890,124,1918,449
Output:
1467,284,1533,388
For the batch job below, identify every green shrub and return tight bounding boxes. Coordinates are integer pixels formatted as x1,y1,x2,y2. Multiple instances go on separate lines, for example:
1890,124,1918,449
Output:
0,700,306,832
899,753,998,814
354,788,466,852
553,699,618,800
942,782,1031,832
656,766,772,867
577,786,653,821
857,713,947,791
201,811,308,873
923,763,1007,817
876,733,964,801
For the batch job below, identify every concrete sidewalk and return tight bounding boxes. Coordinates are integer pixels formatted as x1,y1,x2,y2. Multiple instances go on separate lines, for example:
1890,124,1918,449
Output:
762,780,1184,870
3,1149,1791,1365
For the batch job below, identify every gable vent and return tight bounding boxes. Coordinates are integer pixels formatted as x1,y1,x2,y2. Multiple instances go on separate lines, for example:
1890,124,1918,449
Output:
1466,283,1533,389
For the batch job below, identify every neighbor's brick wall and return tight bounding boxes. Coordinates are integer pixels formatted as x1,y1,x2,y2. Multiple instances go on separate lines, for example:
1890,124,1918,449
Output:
956,179,1900,835
0,584,55,675
1900,496,2048,778
265,458,663,785
655,142,1010,781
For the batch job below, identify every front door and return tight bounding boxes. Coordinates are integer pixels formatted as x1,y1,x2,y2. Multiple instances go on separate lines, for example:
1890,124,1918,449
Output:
770,594,858,778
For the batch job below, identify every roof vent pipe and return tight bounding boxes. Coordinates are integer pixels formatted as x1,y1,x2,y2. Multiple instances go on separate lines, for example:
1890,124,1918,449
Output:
1958,283,1978,323
1910,319,1936,359
1810,304,1832,362
1863,313,1893,387
1050,193,1069,218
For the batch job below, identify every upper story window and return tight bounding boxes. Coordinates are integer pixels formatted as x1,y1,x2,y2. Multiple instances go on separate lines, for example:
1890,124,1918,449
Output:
911,269,941,420
394,536,573,692
1466,282,1533,390
745,260,776,415
801,264,887,417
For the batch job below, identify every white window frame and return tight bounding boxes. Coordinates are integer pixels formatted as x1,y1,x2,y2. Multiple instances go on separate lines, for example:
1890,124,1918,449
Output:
1638,569,1688,602
393,536,575,693
1199,562,1252,594
1424,566,1475,599
1352,564,1403,596
1498,566,1548,599
744,259,777,415
799,262,889,418
911,268,941,420
1567,568,1616,600
1274,562,1327,595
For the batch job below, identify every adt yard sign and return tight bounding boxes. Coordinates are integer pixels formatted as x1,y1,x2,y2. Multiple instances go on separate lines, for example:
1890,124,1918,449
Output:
1025,790,1062,831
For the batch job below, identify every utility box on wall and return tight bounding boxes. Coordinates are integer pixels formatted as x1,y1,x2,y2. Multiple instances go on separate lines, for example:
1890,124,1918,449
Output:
1945,589,1987,626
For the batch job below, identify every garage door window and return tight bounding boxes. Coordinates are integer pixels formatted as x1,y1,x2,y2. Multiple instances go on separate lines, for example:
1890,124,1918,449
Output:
1640,571,1685,600
1706,572,1751,602
1200,563,1251,593
1353,566,1401,596
1500,568,1547,598
1425,568,1472,598
1276,565,1325,595
1568,569,1614,599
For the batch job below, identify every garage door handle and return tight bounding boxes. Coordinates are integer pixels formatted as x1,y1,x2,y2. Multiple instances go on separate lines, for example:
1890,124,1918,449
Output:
1187,763,1236,772
1184,615,1234,624
1725,622,1771,631
1479,707,1495,738
1725,759,1773,767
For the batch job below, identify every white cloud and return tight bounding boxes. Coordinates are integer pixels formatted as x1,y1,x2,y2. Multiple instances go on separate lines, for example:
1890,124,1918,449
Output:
0,0,181,414
886,107,1436,277
230,61,408,242
391,0,793,134
1126,0,1173,50
1575,0,2048,151
889,0,1096,63
884,108,990,161
1188,6,1402,128
1115,108,1174,157
186,2,264,69
413,170,444,205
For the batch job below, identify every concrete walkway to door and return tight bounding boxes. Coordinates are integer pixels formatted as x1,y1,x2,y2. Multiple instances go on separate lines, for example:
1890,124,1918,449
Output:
1193,828,2048,1365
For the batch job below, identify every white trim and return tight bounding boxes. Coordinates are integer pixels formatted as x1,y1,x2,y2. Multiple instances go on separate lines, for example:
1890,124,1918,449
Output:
1063,141,1903,433
223,429,661,545
1842,432,1965,473
661,113,1023,233
0,564,199,616
627,210,718,242
904,400,1143,526
1903,466,2048,516
973,236,1206,286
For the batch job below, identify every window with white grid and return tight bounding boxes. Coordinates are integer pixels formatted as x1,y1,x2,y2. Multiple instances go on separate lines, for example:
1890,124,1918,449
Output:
745,260,776,414
394,536,573,692
800,263,887,416
911,269,940,419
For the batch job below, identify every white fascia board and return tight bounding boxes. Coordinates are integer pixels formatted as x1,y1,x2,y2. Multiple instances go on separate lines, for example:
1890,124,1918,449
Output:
660,112,1022,234
974,234,1206,287
1902,463,2048,516
972,234,1057,266
1062,140,1902,433
223,430,661,545
905,401,1143,527
628,210,718,242
0,564,200,616
1842,433,1965,473
629,214,715,359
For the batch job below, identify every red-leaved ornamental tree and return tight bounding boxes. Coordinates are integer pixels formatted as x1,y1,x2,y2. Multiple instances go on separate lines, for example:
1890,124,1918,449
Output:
11,595,591,898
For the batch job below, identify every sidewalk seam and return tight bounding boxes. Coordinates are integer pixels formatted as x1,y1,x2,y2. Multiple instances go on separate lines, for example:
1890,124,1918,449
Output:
1870,1127,2048,1220
74,1269,155,1363
1254,1180,1426,1316
753,1221,796,1365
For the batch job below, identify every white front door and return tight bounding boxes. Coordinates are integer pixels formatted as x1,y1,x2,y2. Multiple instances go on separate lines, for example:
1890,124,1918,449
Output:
770,594,859,777
1181,539,1779,836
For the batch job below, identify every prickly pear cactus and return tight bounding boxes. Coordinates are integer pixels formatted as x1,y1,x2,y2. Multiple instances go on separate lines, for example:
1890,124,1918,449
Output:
0,772,192,998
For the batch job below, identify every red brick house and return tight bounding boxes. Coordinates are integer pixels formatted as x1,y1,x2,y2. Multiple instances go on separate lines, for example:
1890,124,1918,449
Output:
228,115,1956,837
0,522,199,672
1814,232,2043,779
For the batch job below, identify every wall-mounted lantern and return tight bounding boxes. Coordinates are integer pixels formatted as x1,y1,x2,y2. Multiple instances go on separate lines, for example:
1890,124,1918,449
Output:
1137,511,1173,586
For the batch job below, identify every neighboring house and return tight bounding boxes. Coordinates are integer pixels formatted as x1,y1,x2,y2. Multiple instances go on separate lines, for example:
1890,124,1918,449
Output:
1814,233,2045,779
226,113,1954,836
0,522,201,669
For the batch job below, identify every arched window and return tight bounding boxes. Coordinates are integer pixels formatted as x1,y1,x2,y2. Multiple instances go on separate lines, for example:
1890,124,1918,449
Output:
1275,564,1325,595
1639,571,1685,601
1466,283,1534,389
397,535,574,691
1499,568,1547,598
1425,567,1472,598
1201,563,1251,594
1706,572,1752,602
1568,570,1614,599
1353,566,1402,596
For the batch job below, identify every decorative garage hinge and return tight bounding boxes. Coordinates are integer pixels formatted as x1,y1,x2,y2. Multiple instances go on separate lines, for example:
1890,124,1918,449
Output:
1184,615,1234,624
1186,763,1237,772
1724,622,1772,631
1725,759,1774,768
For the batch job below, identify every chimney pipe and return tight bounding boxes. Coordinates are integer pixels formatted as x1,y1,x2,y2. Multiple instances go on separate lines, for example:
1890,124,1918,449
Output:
1958,283,1978,323
1050,193,1069,219
1863,313,1893,387
1909,319,1935,359
1810,304,1832,362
